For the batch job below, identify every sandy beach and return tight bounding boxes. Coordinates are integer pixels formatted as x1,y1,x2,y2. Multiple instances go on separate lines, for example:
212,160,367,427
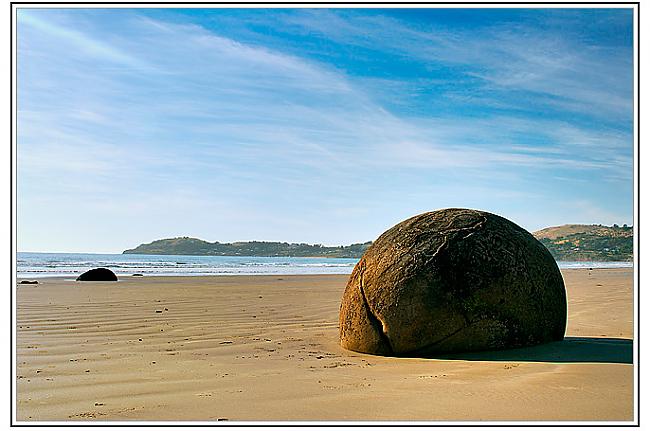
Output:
15,268,634,422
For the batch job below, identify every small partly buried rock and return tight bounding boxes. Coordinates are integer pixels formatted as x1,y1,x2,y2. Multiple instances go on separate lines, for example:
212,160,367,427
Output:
132,273,144,277
76,268,118,282
339,208,567,356
19,280,38,284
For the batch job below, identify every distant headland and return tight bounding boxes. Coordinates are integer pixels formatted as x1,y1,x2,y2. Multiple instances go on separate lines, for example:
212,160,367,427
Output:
123,238,372,258
123,223,632,262
533,223,632,262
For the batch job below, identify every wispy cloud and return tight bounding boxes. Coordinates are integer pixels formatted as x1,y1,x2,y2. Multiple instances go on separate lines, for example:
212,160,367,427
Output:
19,10,631,179
17,8,634,251
279,9,632,123
19,10,153,71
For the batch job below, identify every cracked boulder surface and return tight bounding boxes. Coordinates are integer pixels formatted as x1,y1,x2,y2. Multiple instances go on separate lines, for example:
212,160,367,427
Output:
339,208,567,356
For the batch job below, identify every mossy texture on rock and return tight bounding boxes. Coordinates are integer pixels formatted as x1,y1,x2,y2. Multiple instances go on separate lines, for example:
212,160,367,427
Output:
76,268,118,281
339,208,567,356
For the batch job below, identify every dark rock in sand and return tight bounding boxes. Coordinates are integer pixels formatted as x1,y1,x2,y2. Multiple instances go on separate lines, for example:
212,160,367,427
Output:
76,268,118,282
132,273,144,277
19,280,38,284
339,208,567,356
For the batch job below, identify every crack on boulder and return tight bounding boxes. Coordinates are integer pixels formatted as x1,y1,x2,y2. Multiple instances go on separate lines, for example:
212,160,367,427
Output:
424,216,487,267
442,216,488,239
358,267,394,355
375,213,482,280
402,316,488,356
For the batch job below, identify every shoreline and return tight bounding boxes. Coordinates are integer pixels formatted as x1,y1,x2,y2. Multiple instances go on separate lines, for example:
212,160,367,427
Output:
16,268,634,421
17,266,634,281
17,251,634,280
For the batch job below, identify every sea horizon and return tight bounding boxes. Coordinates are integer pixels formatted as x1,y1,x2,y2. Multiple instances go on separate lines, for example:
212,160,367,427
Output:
16,251,633,278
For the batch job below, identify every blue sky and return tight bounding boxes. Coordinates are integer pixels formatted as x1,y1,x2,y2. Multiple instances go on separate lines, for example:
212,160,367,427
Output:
17,7,634,253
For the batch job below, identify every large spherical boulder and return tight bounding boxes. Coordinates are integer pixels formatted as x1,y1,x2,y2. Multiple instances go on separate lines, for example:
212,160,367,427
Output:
76,268,118,281
339,208,566,356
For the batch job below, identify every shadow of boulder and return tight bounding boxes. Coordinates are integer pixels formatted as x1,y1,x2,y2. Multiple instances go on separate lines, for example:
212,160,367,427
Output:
427,337,632,364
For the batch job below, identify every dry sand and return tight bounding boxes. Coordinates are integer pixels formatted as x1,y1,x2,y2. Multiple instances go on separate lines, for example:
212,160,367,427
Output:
15,268,634,422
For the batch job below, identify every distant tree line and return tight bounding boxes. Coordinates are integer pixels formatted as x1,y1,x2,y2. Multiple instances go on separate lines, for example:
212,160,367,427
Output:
123,237,373,258
537,230,632,262
124,224,633,261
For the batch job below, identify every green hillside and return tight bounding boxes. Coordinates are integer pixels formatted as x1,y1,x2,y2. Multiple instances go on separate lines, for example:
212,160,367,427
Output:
533,224,633,262
124,224,632,261
123,237,372,258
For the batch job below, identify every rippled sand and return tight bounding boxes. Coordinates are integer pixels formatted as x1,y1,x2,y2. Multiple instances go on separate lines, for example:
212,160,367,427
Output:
16,269,634,422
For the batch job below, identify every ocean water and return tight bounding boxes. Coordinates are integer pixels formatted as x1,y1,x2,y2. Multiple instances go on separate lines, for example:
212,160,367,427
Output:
16,252,359,278
16,252,633,278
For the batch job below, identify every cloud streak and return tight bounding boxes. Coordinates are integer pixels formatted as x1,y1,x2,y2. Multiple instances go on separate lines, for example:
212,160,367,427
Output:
17,8,634,251
303,10,630,115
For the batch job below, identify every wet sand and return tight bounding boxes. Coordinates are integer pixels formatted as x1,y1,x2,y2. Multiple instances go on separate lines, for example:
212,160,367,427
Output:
15,268,634,422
